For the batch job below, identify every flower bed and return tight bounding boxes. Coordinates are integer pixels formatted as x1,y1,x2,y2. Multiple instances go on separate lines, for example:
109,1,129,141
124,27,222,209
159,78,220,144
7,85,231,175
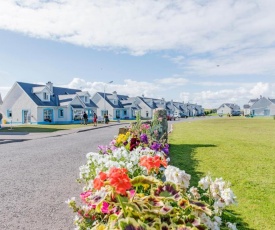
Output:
67,115,237,230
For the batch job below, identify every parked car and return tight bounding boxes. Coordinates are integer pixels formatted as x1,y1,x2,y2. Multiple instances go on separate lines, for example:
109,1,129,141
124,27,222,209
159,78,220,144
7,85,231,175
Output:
231,111,241,116
179,113,188,118
167,115,175,121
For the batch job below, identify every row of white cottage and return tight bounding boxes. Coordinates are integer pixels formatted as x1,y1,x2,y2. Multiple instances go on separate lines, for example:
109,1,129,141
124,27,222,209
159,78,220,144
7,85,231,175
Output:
0,81,204,125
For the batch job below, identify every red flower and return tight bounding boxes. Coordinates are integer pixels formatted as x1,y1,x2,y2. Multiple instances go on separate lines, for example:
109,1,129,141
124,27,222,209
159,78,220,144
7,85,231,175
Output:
99,171,107,181
93,171,108,190
93,177,104,190
139,155,167,173
108,168,132,195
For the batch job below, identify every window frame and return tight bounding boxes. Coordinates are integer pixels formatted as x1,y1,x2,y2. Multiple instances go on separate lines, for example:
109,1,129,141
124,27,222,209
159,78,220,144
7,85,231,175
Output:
58,108,64,118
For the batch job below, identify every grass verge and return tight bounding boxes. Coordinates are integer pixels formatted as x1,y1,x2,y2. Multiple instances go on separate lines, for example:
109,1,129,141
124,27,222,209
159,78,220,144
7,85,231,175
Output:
0,122,119,133
169,117,275,230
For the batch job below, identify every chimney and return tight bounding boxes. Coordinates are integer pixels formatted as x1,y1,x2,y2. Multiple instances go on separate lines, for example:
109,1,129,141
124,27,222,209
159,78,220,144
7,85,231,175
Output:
46,81,53,94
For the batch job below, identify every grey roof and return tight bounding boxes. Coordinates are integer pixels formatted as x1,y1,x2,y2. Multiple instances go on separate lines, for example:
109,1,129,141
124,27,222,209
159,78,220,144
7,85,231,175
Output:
269,99,275,104
17,82,97,108
84,100,98,108
71,105,84,108
97,92,128,108
248,99,259,103
76,91,91,97
243,104,250,109
218,103,240,110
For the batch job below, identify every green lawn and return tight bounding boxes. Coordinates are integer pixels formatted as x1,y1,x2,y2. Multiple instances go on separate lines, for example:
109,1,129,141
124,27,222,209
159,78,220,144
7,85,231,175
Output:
0,123,108,132
169,117,275,230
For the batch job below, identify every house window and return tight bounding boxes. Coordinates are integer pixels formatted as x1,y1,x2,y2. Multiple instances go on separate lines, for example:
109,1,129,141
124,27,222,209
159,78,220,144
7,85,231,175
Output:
58,109,64,118
73,109,82,121
44,109,53,122
43,92,49,100
101,110,108,117
146,111,149,117
116,110,120,118
123,110,127,115
7,110,12,118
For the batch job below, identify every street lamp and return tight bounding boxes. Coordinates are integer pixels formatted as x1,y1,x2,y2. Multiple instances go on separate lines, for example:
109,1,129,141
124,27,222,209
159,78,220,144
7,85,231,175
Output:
103,81,113,119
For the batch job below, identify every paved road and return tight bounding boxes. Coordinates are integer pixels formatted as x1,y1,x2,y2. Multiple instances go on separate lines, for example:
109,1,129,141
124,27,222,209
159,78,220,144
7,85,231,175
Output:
0,123,130,230
0,117,215,230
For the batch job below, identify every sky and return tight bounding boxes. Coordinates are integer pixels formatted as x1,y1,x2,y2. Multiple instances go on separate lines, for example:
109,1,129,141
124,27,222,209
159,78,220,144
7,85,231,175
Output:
0,0,275,109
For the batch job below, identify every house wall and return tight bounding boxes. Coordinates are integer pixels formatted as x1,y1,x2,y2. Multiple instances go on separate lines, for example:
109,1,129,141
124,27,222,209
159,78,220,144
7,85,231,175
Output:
113,108,133,120
251,98,272,116
137,99,153,118
270,104,275,116
217,105,231,115
243,108,251,116
91,93,114,120
0,83,37,124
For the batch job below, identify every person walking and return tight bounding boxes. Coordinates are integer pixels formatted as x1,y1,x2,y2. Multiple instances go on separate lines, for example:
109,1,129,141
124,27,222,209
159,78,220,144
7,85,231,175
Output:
104,114,109,124
93,112,97,126
83,112,88,125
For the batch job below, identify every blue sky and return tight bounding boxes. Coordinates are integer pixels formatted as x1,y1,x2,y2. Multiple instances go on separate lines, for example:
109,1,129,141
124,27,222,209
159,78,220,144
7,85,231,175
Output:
1,0,275,108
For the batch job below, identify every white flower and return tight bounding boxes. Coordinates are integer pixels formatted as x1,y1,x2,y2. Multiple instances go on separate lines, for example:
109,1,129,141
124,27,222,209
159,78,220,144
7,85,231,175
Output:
227,222,238,230
164,165,191,189
221,188,236,205
189,186,201,199
213,216,222,225
65,197,75,204
198,175,212,190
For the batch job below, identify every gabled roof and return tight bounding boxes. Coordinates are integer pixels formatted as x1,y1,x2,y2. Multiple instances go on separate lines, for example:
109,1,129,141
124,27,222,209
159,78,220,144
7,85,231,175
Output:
137,96,158,109
76,91,91,97
84,100,98,108
218,103,240,110
248,98,259,103
269,99,275,104
17,82,97,108
97,92,128,108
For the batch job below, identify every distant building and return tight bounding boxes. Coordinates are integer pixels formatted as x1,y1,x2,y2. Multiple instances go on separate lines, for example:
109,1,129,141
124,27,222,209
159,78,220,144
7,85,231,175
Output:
243,98,259,116
250,96,275,116
217,103,241,116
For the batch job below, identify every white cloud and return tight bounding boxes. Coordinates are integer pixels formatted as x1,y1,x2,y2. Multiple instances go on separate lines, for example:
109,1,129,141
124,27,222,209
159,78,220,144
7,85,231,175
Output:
180,82,275,109
64,78,162,98
0,87,12,100
0,0,274,56
249,82,269,96
156,77,189,86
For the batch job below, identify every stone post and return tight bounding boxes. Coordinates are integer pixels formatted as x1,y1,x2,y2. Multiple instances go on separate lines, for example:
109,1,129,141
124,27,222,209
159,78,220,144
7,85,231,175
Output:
153,108,168,143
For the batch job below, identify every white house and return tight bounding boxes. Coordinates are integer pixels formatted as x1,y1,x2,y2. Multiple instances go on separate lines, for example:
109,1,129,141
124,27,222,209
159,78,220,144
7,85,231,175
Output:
0,81,97,124
243,98,259,116
250,96,275,116
217,103,241,116
91,91,139,120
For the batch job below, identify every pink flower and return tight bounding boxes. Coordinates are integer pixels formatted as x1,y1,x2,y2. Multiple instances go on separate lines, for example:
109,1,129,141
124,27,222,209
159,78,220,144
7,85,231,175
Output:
80,191,92,203
101,201,110,214
129,189,136,198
